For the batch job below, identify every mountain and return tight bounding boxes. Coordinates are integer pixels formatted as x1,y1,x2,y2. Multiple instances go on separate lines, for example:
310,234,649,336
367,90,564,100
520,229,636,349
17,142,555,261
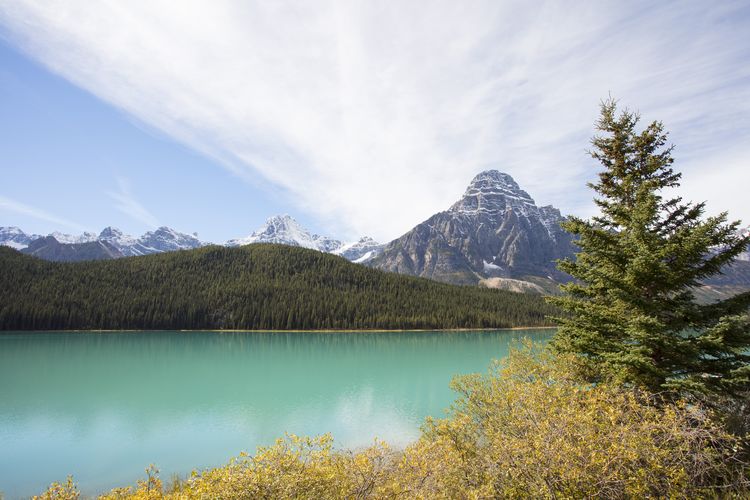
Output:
1,218,382,264
0,244,557,330
140,227,204,252
227,214,340,250
0,225,205,259
369,170,574,288
333,237,385,263
227,215,383,261
96,227,151,256
48,231,98,244
98,226,204,256
20,236,123,261
0,226,41,250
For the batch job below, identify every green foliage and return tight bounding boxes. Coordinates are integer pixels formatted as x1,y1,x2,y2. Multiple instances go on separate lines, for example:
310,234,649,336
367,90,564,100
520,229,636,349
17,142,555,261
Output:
550,100,750,399
0,244,556,331
37,344,749,499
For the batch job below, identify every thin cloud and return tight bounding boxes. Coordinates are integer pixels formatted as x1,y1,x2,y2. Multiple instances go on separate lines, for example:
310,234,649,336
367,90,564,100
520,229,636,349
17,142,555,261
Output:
106,177,159,229
0,195,88,232
0,1,748,240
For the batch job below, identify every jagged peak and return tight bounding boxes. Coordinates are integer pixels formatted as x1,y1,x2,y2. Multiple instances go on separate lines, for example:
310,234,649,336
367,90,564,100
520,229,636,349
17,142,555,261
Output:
464,170,531,198
50,230,98,244
98,226,124,239
451,170,536,216
144,226,188,238
468,170,521,189
257,214,306,233
265,213,296,224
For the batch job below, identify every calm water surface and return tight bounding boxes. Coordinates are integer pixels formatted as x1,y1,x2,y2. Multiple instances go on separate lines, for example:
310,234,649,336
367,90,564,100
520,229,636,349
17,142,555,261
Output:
0,329,553,498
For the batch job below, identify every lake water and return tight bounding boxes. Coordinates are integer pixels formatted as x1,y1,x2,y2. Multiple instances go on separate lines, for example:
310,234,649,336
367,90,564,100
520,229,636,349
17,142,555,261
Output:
0,329,553,498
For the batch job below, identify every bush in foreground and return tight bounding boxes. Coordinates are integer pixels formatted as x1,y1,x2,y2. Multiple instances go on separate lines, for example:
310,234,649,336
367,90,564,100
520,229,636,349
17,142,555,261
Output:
36,344,749,499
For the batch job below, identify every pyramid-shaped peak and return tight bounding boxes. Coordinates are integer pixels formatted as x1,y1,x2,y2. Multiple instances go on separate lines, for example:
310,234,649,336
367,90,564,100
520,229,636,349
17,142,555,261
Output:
450,170,536,216
259,215,306,234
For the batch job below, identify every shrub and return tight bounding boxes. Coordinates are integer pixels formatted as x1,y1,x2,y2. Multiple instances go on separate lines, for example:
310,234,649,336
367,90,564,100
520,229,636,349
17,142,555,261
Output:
395,343,749,498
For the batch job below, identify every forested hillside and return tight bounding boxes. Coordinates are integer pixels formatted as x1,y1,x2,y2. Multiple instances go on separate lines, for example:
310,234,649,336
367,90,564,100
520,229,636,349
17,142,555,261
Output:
0,244,556,330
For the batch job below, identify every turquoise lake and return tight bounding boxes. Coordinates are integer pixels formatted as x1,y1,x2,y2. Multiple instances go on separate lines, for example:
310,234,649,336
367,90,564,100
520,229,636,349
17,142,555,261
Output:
0,329,554,498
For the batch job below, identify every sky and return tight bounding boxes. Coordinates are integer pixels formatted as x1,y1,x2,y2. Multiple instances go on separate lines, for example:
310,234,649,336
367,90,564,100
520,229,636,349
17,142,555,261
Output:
0,0,748,243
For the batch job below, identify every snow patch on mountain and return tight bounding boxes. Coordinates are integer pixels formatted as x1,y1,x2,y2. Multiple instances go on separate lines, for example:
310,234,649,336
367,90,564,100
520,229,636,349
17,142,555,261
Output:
50,231,98,244
332,236,384,262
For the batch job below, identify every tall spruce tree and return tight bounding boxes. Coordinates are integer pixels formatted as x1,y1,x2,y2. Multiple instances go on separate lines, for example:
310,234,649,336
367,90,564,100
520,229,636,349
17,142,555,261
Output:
550,100,750,398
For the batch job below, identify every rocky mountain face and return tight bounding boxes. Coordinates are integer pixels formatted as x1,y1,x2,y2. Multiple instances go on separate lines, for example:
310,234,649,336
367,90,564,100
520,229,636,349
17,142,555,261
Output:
369,170,575,287
227,215,383,262
21,236,124,261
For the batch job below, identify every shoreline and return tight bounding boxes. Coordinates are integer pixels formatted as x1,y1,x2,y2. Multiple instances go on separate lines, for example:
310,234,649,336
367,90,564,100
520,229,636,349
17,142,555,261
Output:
0,326,558,334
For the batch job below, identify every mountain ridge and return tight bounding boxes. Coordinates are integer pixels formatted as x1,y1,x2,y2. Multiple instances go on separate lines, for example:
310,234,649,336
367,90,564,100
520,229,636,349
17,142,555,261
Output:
1,216,383,263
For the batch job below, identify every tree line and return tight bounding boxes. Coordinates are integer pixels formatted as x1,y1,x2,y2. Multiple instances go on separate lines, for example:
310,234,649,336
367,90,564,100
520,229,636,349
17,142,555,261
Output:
0,244,557,331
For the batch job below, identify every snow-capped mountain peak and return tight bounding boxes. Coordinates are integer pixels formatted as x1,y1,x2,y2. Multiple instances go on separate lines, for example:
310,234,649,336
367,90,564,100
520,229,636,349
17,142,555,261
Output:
0,225,206,257
371,170,575,285
226,215,383,262
139,226,204,252
450,170,536,217
97,227,142,255
50,231,98,244
3,217,379,263
0,226,41,250
332,236,384,262
227,214,337,250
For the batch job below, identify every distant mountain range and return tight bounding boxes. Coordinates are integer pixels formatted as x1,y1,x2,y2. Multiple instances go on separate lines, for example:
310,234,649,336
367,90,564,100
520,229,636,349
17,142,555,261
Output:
0,216,383,264
225,215,384,263
2,170,747,296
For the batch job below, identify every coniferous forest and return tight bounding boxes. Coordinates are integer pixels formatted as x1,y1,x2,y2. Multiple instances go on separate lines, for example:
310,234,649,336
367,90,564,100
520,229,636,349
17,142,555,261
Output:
0,243,557,331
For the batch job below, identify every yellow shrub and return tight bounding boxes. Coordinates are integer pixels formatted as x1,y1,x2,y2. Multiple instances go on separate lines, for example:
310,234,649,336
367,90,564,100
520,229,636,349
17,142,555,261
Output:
396,343,749,498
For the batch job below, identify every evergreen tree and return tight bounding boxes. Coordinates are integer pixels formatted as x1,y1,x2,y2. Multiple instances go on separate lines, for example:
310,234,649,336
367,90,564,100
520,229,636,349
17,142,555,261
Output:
550,100,750,398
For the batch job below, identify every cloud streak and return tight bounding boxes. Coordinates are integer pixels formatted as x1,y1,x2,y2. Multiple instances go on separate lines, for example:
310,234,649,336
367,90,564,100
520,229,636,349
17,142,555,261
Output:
0,195,88,232
0,1,748,239
106,177,159,229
